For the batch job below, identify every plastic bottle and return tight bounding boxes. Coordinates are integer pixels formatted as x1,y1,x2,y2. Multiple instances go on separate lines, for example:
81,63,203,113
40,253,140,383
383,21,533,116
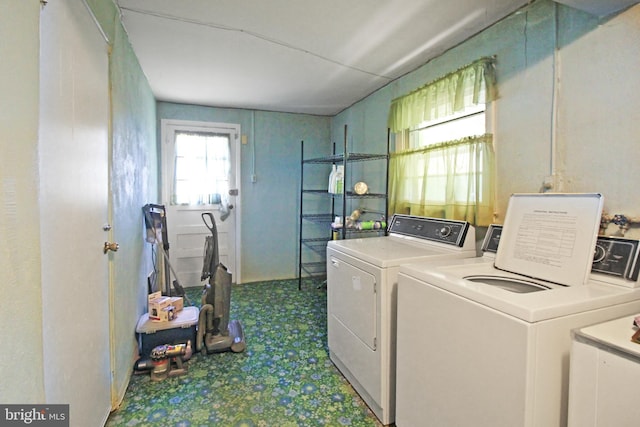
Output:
328,165,337,193
335,165,344,194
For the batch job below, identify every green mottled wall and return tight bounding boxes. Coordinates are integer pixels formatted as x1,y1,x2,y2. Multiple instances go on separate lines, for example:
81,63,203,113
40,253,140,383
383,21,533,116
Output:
87,0,158,406
157,103,331,283
335,0,640,239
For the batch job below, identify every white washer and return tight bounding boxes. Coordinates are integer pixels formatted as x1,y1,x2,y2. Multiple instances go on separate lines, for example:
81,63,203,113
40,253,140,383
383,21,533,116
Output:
395,193,640,427
568,315,640,427
327,214,477,425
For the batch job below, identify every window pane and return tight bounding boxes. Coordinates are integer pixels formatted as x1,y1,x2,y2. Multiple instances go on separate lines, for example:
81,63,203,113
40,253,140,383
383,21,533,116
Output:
411,104,485,148
172,131,230,205
400,106,487,205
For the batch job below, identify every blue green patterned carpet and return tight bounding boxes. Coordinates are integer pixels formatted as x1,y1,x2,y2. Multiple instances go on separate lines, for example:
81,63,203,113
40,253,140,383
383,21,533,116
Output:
106,279,383,426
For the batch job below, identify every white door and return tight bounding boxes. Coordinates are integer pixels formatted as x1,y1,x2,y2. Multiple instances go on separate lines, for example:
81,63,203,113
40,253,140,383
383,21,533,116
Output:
39,1,112,425
161,120,241,287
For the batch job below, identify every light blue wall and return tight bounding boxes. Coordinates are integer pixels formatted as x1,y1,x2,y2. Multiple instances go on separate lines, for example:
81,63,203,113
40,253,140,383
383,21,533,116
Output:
554,4,640,239
333,0,640,239
157,0,640,281
88,0,158,406
333,0,560,224
331,88,392,220
157,103,331,283
108,21,158,405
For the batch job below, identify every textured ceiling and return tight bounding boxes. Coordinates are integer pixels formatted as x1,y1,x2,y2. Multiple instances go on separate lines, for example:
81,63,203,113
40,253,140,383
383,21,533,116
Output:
116,0,637,116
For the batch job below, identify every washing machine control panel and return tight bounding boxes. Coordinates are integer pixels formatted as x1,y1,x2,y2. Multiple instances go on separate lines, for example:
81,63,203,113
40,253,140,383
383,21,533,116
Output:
481,224,503,254
388,215,471,247
592,236,640,280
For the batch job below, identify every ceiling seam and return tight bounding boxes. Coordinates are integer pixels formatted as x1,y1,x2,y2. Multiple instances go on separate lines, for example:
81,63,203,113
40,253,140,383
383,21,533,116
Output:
118,6,394,81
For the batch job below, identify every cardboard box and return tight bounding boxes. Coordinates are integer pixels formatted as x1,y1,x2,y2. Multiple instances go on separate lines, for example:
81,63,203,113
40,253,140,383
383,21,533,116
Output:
148,291,172,322
156,305,175,322
169,296,184,312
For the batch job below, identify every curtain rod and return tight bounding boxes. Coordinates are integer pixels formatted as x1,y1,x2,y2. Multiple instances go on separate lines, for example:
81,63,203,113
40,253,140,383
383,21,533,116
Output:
391,56,496,103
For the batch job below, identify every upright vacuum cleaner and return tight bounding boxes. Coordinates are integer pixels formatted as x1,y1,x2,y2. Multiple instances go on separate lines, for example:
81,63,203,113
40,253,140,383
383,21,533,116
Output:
197,212,246,354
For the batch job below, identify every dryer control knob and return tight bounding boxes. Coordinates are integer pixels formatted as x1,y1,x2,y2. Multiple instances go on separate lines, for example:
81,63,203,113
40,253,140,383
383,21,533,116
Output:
439,226,452,237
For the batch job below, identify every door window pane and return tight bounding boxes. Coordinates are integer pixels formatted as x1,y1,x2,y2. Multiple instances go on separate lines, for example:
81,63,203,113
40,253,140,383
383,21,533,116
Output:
172,131,230,205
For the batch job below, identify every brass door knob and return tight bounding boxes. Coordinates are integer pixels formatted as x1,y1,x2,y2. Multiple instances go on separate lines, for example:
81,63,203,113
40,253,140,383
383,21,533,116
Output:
104,242,119,254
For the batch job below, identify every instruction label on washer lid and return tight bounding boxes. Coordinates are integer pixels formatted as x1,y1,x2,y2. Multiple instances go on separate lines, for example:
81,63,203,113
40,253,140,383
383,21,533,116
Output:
495,193,603,287
513,212,578,268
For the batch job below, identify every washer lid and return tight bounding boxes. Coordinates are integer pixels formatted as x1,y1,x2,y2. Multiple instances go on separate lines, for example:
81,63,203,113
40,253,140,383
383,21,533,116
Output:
495,193,603,287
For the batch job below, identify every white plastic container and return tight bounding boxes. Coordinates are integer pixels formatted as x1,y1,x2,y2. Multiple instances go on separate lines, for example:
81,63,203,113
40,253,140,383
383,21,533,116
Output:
328,165,337,193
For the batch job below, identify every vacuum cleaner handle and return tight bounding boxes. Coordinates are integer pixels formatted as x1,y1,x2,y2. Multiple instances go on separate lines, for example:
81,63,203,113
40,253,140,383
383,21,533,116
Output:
201,212,217,235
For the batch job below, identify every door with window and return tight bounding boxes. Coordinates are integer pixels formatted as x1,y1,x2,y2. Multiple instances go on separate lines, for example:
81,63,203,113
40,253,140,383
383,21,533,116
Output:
161,120,241,287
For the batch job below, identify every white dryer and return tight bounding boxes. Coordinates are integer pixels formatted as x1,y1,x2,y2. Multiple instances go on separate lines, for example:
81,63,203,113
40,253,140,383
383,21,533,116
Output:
327,214,477,425
395,193,640,427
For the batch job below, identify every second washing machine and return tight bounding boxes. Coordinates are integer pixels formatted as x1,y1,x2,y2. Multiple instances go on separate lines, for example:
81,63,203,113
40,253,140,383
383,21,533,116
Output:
395,193,640,427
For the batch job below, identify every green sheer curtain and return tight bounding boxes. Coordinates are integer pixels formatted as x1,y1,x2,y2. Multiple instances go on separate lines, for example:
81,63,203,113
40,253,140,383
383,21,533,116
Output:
388,135,495,226
387,57,497,226
388,57,496,133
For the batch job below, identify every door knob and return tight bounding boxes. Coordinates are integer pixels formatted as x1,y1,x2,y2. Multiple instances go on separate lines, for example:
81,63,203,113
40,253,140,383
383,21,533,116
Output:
104,242,119,254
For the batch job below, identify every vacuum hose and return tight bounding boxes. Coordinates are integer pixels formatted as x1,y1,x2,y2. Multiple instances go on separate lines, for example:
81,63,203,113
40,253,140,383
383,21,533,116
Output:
197,304,214,354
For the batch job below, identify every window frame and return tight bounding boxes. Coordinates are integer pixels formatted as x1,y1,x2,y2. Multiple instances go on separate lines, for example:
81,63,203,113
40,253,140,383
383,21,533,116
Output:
407,102,492,204
389,100,495,224
160,119,240,209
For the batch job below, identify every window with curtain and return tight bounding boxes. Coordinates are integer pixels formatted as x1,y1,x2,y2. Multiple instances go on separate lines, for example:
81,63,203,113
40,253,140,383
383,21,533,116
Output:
387,57,497,226
172,131,231,205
